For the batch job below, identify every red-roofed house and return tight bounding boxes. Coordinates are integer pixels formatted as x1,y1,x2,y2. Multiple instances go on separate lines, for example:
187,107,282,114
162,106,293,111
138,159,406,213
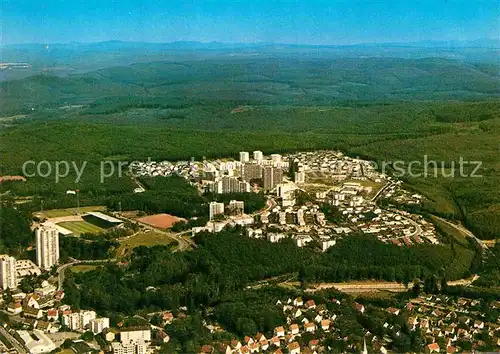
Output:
54,291,65,301
304,322,316,333
355,302,365,313
305,300,316,309
321,319,331,331
162,312,174,324
255,333,266,342
288,342,300,354
309,339,319,350
274,326,285,337
271,336,281,347
199,344,213,353
231,339,242,350
248,342,259,353
387,307,400,315
426,343,440,353
260,339,269,351
446,345,457,353
47,309,58,321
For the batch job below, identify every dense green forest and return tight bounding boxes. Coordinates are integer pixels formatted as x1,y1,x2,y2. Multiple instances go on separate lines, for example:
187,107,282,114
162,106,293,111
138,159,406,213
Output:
0,198,33,257
1,58,499,115
63,227,476,313
59,236,119,262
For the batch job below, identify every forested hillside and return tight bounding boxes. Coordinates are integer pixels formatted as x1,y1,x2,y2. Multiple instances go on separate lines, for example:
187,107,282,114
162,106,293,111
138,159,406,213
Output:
0,56,499,239
1,58,499,115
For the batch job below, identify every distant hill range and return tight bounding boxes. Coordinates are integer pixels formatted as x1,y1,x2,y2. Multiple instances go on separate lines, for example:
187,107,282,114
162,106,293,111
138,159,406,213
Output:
0,39,498,82
1,55,498,115
3,38,500,50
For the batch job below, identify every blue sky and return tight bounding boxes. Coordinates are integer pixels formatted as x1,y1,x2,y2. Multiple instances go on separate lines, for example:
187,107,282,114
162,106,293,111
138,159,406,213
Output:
1,0,499,45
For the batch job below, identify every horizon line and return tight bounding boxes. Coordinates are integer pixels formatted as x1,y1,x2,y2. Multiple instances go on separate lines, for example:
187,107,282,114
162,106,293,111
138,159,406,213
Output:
2,37,499,48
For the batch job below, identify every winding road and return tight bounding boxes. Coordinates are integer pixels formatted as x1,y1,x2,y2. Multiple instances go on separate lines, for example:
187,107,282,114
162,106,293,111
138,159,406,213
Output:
57,259,117,290
433,216,492,253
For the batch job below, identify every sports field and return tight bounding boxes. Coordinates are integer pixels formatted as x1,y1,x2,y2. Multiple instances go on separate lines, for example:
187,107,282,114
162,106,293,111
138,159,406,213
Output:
37,205,105,219
57,221,104,236
117,231,175,257
138,213,185,229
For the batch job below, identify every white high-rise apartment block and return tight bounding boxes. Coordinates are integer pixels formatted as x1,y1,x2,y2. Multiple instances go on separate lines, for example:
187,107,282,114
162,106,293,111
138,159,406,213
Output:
112,328,151,354
80,310,97,329
90,317,110,334
0,255,17,290
271,154,282,166
239,151,250,163
120,328,151,344
253,150,263,162
62,313,80,330
209,202,225,220
35,224,60,270
62,310,97,331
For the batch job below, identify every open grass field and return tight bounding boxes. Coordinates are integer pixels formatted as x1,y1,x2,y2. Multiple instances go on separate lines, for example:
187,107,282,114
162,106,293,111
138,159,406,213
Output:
57,220,104,236
70,264,98,273
37,205,105,219
117,231,176,256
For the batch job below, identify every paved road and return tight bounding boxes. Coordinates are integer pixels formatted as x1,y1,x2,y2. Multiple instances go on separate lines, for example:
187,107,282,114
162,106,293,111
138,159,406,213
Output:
371,181,394,202
253,197,277,217
382,209,423,240
0,325,27,354
434,216,493,254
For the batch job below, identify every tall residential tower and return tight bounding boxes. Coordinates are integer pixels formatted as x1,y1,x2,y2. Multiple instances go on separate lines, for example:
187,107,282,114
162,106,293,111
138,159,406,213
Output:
0,255,17,290
35,224,60,270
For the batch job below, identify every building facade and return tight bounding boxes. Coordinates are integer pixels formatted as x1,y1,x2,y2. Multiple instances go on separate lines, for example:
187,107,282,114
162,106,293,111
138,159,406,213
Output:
90,317,110,334
0,255,17,290
35,225,60,270
209,202,225,220
239,151,250,163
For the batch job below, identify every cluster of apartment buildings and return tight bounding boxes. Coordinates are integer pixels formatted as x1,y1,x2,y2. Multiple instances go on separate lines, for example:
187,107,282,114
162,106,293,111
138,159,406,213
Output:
0,224,60,293
202,151,286,193
132,149,442,249
246,202,343,251
131,151,288,194
8,297,156,354
209,200,245,220
287,151,379,182
0,256,41,291
61,309,110,334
